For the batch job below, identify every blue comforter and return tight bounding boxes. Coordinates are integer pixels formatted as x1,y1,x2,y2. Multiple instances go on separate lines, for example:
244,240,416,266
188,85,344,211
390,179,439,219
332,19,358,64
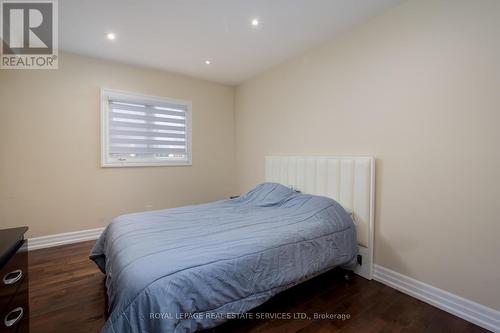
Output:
90,183,358,333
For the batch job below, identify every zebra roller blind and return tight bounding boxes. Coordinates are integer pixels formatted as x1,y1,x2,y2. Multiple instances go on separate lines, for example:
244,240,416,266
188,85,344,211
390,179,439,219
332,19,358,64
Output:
101,89,192,167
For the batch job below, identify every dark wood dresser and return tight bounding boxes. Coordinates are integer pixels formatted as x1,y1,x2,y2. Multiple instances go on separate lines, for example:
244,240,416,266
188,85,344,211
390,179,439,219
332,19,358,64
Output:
0,227,29,333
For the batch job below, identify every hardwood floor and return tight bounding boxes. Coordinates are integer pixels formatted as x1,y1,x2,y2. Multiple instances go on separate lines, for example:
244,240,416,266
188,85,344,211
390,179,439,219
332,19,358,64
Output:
28,241,488,333
29,241,106,333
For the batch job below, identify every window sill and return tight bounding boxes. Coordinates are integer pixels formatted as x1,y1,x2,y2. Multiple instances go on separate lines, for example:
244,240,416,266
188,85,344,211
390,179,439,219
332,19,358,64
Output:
101,160,192,168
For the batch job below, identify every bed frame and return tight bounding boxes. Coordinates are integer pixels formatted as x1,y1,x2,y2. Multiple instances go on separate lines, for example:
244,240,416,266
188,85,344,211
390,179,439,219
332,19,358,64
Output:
265,156,375,280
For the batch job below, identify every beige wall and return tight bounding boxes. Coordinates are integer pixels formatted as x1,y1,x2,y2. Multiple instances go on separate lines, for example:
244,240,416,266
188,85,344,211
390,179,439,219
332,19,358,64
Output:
0,52,235,238
235,0,500,311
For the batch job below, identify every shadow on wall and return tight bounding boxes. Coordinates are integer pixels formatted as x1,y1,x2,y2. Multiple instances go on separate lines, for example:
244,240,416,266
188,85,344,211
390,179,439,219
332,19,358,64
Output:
373,157,420,276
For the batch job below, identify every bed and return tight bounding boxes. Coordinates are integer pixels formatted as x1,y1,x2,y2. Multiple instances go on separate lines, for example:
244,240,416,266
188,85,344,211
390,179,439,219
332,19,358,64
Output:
90,156,375,333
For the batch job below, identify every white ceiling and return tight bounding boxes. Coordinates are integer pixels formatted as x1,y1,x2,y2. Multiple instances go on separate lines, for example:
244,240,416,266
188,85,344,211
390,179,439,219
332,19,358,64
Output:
60,0,402,85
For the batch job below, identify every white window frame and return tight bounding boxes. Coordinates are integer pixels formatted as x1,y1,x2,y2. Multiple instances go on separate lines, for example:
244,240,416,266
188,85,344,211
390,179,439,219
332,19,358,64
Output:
100,88,192,167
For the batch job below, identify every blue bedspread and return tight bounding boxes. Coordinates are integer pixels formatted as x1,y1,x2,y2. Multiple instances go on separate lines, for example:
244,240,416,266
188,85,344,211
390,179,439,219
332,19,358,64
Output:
90,183,358,333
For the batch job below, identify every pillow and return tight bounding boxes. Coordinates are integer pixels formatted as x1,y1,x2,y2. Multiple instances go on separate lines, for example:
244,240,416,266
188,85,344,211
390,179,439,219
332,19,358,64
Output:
344,207,355,220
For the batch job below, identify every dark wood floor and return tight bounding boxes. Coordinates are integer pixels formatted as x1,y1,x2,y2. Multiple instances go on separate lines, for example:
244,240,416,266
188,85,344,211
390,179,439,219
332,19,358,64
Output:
28,241,488,333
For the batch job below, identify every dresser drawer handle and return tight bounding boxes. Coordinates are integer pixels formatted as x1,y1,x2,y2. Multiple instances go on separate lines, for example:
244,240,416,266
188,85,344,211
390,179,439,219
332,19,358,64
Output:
4,307,23,328
2,269,23,285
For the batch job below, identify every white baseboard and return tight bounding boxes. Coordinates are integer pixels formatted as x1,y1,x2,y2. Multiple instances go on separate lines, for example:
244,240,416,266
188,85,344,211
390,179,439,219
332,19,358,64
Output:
25,227,104,251
374,264,500,333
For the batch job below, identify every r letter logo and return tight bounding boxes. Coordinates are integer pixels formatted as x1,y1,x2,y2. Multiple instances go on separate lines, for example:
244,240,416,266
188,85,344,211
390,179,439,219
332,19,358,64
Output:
1,0,58,69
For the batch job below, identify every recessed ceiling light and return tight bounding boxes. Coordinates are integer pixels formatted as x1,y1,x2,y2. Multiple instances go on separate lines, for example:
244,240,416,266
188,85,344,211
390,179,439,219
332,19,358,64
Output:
205,60,211,65
251,18,259,27
106,33,116,40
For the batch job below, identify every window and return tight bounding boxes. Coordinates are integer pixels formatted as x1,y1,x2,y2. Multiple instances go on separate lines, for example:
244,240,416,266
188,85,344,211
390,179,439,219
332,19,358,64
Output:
101,89,192,167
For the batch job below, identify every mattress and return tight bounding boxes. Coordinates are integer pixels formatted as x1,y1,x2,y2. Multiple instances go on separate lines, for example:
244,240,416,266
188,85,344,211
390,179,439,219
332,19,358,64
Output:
90,182,358,333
